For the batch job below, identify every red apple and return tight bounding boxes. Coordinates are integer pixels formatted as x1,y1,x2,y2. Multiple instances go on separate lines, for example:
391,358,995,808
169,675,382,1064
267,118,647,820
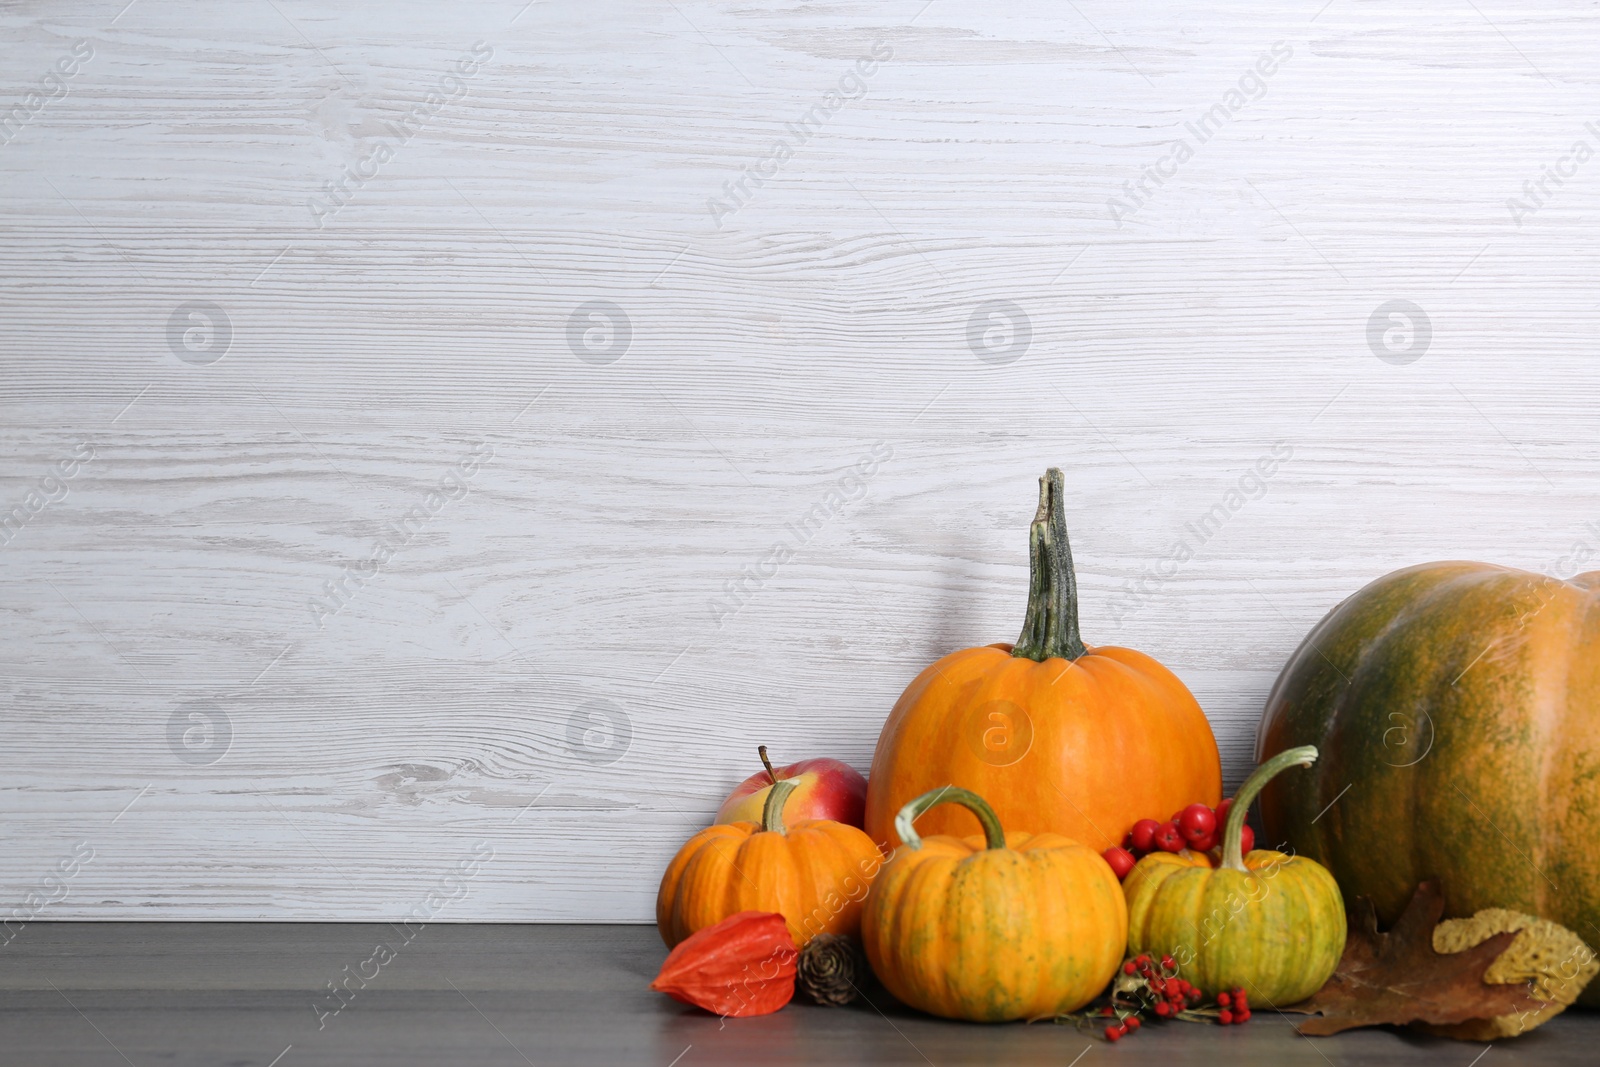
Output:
714,746,868,829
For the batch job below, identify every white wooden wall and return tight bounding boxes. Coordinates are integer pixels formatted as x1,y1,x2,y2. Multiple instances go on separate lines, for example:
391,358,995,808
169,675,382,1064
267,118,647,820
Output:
3,0,1597,921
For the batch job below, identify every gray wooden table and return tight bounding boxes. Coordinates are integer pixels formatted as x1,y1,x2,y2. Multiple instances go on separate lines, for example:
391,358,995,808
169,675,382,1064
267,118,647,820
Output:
1,923,1594,1065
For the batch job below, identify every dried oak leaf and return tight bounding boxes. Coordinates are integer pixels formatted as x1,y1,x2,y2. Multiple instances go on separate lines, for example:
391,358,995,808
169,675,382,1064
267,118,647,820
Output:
1295,882,1544,1036
1416,908,1598,1039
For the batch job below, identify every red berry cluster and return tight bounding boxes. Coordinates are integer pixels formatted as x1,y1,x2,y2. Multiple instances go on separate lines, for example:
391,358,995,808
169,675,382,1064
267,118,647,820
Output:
1100,798,1255,880
1062,953,1260,1036
1216,988,1252,1024
1086,955,1254,1040
1098,953,1198,1040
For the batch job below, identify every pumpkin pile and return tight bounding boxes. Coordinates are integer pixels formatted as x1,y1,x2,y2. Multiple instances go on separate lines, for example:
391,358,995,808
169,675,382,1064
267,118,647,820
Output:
647,470,1599,1043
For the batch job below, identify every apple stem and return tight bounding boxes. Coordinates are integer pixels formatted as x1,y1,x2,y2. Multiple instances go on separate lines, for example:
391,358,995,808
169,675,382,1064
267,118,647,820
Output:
758,745,781,787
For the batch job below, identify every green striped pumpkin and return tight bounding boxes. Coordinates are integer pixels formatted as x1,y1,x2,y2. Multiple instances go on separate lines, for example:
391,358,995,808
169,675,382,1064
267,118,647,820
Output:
1123,746,1346,1003
1257,562,1600,1006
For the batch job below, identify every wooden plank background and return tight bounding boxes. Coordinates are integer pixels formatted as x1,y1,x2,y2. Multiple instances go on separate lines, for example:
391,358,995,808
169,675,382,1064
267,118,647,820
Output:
2,0,1597,920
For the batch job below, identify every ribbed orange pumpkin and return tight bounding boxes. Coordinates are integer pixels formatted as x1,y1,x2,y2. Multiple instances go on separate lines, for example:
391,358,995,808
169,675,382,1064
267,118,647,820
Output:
657,777,884,949
864,469,1222,853
862,786,1127,1021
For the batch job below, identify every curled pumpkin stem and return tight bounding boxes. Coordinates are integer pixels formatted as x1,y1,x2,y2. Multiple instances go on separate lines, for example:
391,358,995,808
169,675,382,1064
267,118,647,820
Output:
1221,745,1318,871
895,785,1008,852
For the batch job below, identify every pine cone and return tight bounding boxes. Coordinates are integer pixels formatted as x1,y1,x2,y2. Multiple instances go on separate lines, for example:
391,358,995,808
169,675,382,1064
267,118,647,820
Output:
797,934,867,1006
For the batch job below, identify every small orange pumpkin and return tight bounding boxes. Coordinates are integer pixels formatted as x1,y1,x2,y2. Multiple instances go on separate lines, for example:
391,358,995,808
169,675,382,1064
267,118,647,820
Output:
861,785,1127,1022
657,776,883,949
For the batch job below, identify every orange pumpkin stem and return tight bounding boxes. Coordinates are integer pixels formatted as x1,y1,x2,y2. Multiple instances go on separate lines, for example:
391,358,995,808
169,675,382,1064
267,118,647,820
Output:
1221,745,1318,871
1012,468,1088,662
894,785,1008,851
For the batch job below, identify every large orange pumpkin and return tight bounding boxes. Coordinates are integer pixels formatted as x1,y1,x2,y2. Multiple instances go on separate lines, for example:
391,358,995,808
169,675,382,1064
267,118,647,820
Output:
656,778,883,949
1256,561,1600,1006
864,469,1222,852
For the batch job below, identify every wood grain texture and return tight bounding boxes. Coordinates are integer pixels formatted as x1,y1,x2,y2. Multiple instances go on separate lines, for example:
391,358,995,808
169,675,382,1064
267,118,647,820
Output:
2,1,1598,918
9,924,1599,1066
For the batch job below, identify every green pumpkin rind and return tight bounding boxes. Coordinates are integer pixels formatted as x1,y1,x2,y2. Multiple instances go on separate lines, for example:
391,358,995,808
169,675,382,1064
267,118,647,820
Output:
1257,562,1600,1006
1126,849,1346,1004
1124,747,1348,1004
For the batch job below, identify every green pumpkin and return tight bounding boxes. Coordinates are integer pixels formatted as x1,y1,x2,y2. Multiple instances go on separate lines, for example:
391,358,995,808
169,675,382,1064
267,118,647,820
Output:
1256,562,1600,1005
1124,746,1346,1004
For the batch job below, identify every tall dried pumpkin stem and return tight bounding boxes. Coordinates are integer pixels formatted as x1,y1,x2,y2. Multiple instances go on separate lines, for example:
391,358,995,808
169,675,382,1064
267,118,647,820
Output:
761,777,799,835
1221,745,1318,871
1012,467,1088,662
894,785,1008,852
